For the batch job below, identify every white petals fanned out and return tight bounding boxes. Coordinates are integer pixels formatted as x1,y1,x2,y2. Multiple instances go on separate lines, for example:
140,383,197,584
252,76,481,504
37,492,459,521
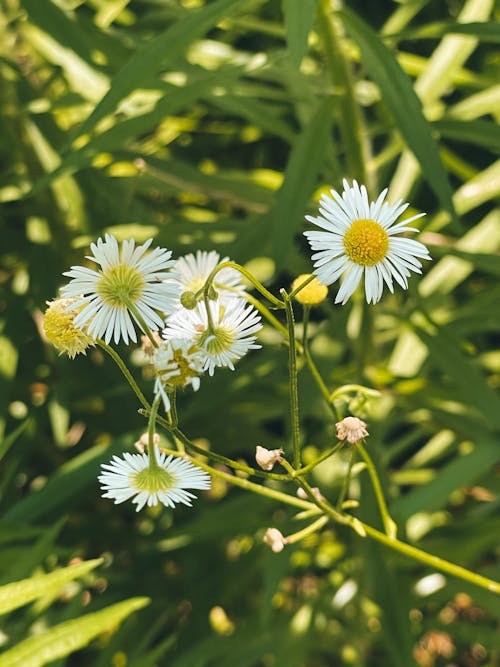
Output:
152,339,205,411
170,250,243,305
304,180,431,305
99,447,211,512
61,234,179,345
163,298,262,376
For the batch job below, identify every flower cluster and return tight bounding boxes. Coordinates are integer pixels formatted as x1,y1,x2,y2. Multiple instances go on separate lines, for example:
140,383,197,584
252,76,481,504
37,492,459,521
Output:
42,180,430,515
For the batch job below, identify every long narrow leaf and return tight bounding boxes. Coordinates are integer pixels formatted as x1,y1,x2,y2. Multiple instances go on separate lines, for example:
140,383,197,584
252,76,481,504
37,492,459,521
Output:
339,8,455,220
282,0,319,66
0,597,149,667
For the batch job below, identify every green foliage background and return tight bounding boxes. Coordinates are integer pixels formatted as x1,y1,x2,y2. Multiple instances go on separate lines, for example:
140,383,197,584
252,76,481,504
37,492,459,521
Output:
0,0,499,665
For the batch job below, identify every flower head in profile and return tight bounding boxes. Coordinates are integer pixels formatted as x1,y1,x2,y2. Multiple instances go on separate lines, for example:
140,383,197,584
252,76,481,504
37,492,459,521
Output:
99,447,211,512
304,180,431,304
170,250,243,308
336,416,368,444
43,297,95,358
61,234,179,345
164,298,262,376
152,338,205,411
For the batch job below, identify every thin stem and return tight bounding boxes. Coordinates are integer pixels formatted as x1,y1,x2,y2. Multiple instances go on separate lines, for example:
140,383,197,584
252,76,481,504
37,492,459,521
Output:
294,442,345,476
357,442,397,538
147,394,162,471
244,292,290,340
286,516,329,545
336,446,356,510
302,305,311,348
96,340,149,410
281,289,301,468
203,261,285,309
289,275,315,300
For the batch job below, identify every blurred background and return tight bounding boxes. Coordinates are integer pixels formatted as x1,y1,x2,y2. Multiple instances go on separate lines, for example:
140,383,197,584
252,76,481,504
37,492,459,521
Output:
0,0,499,665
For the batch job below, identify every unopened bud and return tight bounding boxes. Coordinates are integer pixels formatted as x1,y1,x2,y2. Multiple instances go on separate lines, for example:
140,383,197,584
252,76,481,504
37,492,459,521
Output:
297,486,323,501
335,416,368,444
134,432,160,453
263,527,287,553
180,291,198,310
255,445,283,471
291,274,328,305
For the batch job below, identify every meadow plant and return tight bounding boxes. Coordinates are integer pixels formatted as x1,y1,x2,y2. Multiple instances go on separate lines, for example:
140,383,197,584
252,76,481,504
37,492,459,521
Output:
43,181,499,597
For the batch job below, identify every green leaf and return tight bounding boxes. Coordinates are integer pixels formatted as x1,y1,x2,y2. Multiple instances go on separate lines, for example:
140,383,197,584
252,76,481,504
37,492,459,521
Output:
390,20,500,44
68,0,246,146
392,436,499,521
414,325,500,430
0,559,102,616
271,98,333,266
282,0,319,66
0,419,31,462
339,7,456,220
434,119,500,152
0,597,150,667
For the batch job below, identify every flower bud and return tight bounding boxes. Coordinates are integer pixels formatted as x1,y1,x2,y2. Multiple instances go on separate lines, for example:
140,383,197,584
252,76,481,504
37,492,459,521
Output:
255,445,283,471
335,416,369,444
180,291,198,310
297,486,323,501
291,274,328,306
134,432,160,453
263,527,287,553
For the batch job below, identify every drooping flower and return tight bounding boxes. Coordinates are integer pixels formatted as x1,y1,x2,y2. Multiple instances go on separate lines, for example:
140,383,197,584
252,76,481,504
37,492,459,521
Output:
43,297,95,358
255,445,283,471
169,250,243,308
335,416,369,444
99,447,211,512
61,234,179,345
152,338,205,411
163,298,262,376
304,180,431,304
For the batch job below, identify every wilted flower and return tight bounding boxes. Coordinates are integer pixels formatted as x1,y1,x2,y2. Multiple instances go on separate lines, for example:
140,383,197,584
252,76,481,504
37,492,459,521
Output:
255,445,283,471
43,297,95,359
152,339,205,411
335,416,369,444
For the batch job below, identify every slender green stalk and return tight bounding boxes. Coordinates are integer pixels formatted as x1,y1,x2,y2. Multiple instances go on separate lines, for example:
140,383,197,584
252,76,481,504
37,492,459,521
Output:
244,292,289,339
357,442,397,538
289,275,315,300
336,446,356,510
281,290,301,468
203,261,285,308
286,516,329,545
147,395,162,471
294,442,344,476
96,340,149,410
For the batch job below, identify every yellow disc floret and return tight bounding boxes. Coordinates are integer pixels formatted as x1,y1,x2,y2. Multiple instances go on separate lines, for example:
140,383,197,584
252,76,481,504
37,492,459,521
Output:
96,264,145,308
43,297,95,358
291,273,328,305
343,219,389,266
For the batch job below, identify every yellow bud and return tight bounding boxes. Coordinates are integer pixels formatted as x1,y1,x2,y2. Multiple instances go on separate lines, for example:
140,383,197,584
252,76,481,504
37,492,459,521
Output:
291,274,328,306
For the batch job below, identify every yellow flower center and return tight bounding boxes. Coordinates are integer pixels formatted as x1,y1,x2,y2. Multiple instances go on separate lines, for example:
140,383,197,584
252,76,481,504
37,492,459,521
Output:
343,219,389,266
96,264,145,308
291,274,328,306
132,467,175,492
198,326,235,355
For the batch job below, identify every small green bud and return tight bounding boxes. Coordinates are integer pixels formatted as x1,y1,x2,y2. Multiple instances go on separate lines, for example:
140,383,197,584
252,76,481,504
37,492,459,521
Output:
180,291,198,309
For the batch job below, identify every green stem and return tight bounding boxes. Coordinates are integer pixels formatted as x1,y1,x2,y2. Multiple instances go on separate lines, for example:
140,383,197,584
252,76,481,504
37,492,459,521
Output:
281,290,301,468
357,442,397,538
336,446,356,510
147,394,162,471
203,261,285,309
96,340,149,410
286,516,329,545
289,275,315,301
244,292,289,339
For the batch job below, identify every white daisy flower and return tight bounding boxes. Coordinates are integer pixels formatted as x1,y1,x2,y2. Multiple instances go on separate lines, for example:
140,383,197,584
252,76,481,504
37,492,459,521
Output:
164,298,262,376
169,250,243,308
99,447,211,512
152,338,205,411
304,180,431,305
61,234,179,345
